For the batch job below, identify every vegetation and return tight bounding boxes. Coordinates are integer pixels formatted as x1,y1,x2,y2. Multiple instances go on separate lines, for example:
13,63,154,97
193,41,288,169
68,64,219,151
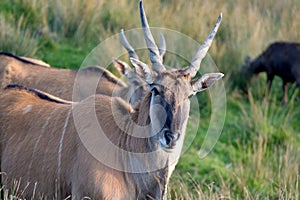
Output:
0,0,299,199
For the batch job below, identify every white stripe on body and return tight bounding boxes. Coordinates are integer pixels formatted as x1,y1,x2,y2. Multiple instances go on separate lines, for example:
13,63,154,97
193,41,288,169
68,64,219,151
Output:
57,108,72,197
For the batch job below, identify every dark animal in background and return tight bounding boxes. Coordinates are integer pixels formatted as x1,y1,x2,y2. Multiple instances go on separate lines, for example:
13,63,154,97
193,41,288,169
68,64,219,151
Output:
243,42,300,104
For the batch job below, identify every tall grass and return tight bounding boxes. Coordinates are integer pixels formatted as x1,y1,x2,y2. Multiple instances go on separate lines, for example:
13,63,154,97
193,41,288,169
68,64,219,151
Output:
170,89,299,199
1,0,299,67
0,14,39,56
232,90,299,199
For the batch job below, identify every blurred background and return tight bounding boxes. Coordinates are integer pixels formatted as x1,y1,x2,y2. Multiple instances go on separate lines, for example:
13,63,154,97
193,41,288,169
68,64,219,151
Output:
0,0,299,199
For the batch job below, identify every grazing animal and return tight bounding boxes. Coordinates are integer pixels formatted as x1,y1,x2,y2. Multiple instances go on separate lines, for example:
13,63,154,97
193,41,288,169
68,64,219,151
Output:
0,52,142,103
0,0,223,199
243,42,300,104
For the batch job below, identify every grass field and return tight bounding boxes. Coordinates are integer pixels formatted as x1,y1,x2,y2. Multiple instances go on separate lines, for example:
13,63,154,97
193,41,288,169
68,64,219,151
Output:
0,0,299,199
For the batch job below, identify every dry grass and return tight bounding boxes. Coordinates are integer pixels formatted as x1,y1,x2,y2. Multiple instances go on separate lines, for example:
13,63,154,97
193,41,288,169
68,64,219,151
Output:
3,0,299,63
0,14,39,56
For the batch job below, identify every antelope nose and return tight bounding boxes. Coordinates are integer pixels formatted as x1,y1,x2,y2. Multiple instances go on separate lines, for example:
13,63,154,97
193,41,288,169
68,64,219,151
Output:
161,128,180,149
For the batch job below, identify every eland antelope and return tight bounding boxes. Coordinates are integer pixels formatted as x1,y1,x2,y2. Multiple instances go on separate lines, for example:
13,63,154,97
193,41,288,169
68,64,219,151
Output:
0,0,223,199
243,42,300,104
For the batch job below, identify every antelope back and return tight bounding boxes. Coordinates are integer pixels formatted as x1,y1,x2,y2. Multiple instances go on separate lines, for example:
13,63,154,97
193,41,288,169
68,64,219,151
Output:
0,52,127,101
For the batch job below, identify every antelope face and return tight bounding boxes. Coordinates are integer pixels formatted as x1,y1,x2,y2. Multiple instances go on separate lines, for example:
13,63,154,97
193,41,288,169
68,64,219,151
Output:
148,72,192,151
131,57,223,152
242,56,252,70
242,55,257,76
121,0,224,152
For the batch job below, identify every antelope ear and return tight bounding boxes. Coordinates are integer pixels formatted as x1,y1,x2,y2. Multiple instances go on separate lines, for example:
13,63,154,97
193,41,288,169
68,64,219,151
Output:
113,58,130,76
191,73,224,93
130,57,153,84
245,55,252,63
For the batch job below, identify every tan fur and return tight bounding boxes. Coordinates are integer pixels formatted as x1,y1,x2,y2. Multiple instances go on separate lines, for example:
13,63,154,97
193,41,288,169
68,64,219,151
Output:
0,70,195,199
0,1,223,198
20,56,50,67
0,88,121,198
0,53,128,101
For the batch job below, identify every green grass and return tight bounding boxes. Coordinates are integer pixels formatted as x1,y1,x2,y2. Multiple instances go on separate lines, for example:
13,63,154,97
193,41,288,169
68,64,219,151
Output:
0,0,299,199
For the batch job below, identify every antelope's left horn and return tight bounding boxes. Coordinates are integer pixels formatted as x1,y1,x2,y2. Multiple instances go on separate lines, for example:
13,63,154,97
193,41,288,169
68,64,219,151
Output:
120,29,140,60
185,13,222,77
139,0,166,72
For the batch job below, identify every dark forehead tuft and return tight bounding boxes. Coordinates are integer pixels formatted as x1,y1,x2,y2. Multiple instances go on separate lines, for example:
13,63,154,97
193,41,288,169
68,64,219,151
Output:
154,71,191,96
159,71,178,79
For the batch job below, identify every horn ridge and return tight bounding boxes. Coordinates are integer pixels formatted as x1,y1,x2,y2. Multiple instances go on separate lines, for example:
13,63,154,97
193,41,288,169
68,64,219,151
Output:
159,32,166,58
139,0,166,72
120,29,140,60
186,13,222,77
